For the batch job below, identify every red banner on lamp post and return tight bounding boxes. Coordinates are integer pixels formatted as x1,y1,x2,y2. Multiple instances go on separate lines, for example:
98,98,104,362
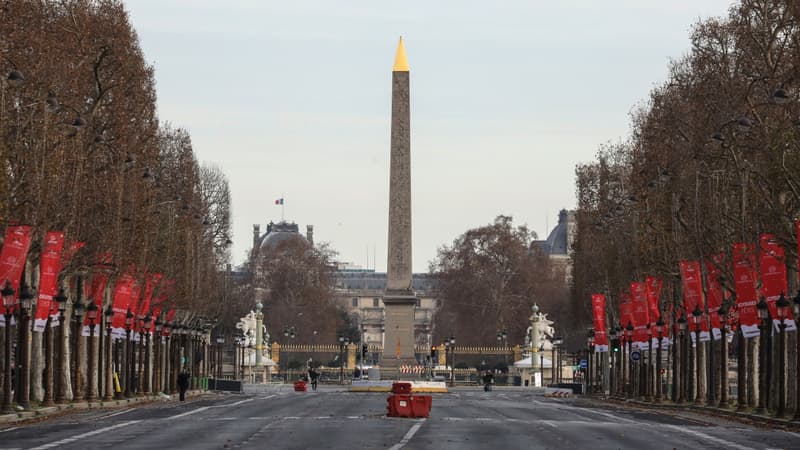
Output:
679,261,705,335
630,282,649,349
591,294,608,352
704,255,725,340
0,225,33,325
759,234,795,332
110,273,135,338
733,243,760,338
33,232,64,332
645,277,662,321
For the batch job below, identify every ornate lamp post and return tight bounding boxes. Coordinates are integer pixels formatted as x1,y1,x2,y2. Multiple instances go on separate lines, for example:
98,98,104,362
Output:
755,297,769,415
792,291,800,423
646,324,653,402
775,294,789,418
124,309,134,397
16,283,34,410
337,335,346,384
143,313,152,395
72,297,85,398
624,322,633,398
586,329,595,394
717,303,729,408
85,301,98,402
104,305,114,401
448,336,456,387
655,317,664,402
692,305,704,405
154,316,163,394
1,281,14,413
54,288,68,404
553,335,563,385
677,314,687,404
496,328,508,366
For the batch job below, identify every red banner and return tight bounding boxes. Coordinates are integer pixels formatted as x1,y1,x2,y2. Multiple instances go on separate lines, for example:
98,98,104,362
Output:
591,294,608,352
58,241,85,272
630,282,649,348
81,270,110,336
138,273,162,317
679,261,704,333
733,243,760,338
110,273,135,338
33,232,64,332
645,276,662,321
0,225,33,324
759,234,795,331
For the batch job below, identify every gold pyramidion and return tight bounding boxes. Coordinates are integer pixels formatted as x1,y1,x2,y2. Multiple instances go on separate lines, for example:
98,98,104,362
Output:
393,37,409,72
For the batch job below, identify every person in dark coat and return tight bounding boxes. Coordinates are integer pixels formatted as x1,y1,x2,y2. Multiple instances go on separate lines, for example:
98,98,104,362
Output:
483,370,494,392
308,367,319,391
177,370,190,401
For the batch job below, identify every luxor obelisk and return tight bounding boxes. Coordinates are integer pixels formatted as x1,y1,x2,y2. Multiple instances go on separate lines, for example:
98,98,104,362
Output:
382,37,418,370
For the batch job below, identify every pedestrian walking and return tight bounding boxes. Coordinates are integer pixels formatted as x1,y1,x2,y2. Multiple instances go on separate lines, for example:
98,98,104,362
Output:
483,370,494,392
177,370,190,401
308,367,319,391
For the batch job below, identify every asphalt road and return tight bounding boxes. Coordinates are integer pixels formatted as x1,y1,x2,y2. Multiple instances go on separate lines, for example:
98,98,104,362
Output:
0,387,798,449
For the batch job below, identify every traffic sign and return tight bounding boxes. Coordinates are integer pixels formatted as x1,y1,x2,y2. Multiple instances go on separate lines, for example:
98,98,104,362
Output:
579,359,587,369
630,351,641,361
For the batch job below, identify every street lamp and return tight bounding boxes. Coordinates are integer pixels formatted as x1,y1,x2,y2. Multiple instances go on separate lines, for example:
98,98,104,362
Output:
54,288,68,404
124,309,134,397
625,322,633,398
587,329,595,394
553,335,563,385
775,294,789,418
756,297,769,414
655,318,664,402
143,313,153,395
86,301,98,402
17,283,33,409
792,291,800,423
104,305,114,401
677,314,687,404
692,304,703,405
337,335,349,384
496,328,508,367
448,336,456,387
717,303,729,408
1,281,14,412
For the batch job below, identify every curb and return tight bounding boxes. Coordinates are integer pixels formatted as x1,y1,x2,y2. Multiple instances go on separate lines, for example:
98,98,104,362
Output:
0,390,212,425
594,396,800,430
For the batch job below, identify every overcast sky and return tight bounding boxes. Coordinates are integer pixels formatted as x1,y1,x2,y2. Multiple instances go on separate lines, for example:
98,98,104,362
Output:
126,0,734,272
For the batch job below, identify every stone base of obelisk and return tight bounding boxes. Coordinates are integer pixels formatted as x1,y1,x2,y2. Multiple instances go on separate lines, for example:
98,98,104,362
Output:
381,294,419,375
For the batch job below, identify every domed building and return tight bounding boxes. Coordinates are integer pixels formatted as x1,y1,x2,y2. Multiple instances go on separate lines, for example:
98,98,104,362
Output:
252,221,313,256
531,209,576,281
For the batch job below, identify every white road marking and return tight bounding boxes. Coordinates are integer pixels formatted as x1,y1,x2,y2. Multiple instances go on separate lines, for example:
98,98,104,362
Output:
663,424,755,450
257,395,277,400
211,398,254,408
97,408,137,420
584,408,639,424
388,420,425,450
0,427,19,433
29,420,141,450
168,406,210,419
284,416,301,420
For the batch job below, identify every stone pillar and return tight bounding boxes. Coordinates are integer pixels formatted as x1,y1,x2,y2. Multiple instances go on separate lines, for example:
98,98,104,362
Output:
382,37,417,369
347,343,356,369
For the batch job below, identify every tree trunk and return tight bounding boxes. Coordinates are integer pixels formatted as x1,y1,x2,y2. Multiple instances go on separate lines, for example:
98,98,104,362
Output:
30,331,44,402
61,320,73,401
77,335,87,400
749,337,758,407
789,331,797,414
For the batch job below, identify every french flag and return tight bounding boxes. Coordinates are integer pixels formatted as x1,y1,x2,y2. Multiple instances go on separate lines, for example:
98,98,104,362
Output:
275,198,284,205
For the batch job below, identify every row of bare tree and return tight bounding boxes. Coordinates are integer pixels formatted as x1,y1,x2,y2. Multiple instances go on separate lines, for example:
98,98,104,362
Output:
0,0,231,407
572,0,800,412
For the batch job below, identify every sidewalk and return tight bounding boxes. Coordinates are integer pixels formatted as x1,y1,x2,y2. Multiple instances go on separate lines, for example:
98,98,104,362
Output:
0,390,212,425
588,395,800,430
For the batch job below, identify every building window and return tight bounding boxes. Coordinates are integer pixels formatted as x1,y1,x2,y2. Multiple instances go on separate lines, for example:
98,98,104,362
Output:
352,298,358,307
416,298,421,307
373,298,380,307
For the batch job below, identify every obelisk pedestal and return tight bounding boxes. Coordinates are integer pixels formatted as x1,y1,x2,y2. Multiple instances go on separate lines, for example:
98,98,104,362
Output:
382,37,419,371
